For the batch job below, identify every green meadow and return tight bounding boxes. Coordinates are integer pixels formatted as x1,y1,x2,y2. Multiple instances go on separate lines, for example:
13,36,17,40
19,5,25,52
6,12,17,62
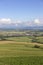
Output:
0,31,43,65
0,40,43,65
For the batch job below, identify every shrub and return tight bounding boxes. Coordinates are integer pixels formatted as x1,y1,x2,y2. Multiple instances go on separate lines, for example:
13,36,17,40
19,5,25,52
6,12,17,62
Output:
34,45,40,48
32,39,37,43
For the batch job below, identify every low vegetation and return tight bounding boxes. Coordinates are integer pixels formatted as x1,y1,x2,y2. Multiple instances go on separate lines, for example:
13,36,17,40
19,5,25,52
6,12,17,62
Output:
34,45,40,48
0,56,43,65
0,30,43,65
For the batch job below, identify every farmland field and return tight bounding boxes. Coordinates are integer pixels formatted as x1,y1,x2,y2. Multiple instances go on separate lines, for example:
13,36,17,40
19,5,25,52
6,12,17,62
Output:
0,41,43,65
0,30,43,65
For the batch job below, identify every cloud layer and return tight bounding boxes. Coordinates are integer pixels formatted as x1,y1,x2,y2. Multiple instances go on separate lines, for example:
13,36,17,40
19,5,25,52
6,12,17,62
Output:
0,18,43,28
0,18,11,24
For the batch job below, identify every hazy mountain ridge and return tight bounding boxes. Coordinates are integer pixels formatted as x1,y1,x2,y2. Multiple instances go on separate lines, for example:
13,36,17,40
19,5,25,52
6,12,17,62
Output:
0,26,43,30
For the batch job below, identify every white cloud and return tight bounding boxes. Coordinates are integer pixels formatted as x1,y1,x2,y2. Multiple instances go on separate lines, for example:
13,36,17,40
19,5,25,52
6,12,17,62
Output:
0,18,23,27
0,18,11,22
0,18,11,24
0,18,43,27
34,19,43,26
34,19,40,24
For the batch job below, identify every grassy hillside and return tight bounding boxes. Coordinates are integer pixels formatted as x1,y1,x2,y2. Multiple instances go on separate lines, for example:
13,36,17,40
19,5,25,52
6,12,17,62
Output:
0,41,43,65
0,56,43,65
0,30,43,65
0,41,43,57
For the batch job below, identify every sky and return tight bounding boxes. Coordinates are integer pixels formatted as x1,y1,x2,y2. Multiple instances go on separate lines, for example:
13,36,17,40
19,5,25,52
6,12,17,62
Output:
0,0,43,28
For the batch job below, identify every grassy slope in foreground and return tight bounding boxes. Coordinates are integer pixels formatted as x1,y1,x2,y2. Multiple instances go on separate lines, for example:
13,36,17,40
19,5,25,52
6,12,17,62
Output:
0,41,43,65
0,56,43,65
0,41,43,57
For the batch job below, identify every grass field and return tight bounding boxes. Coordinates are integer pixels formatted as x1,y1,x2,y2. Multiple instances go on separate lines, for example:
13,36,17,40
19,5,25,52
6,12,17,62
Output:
0,40,43,65
6,36,31,42
0,30,43,65
0,41,43,57
0,56,43,65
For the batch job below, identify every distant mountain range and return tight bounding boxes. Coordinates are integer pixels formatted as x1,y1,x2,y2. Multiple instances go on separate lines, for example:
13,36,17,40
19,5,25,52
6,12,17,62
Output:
0,26,43,30
24,26,43,30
